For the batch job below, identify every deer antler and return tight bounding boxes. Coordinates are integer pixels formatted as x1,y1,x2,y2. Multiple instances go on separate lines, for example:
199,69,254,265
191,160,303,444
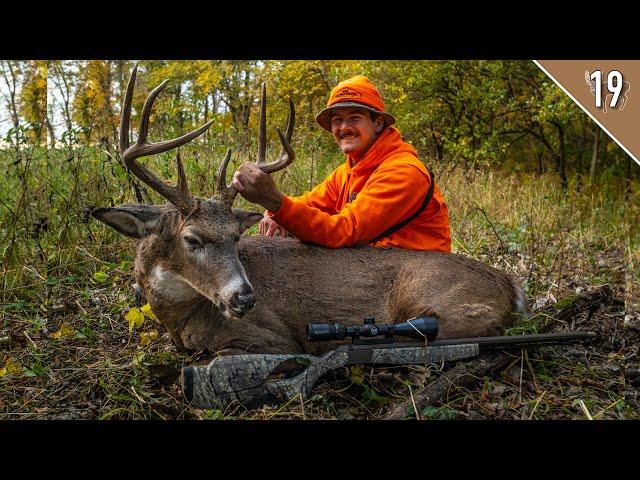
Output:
120,63,214,213
218,82,295,205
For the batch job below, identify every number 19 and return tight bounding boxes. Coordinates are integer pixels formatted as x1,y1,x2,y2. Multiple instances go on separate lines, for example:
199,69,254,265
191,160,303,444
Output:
590,70,623,108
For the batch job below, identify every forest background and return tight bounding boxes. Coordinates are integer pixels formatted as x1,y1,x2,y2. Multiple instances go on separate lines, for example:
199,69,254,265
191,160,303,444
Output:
0,60,638,420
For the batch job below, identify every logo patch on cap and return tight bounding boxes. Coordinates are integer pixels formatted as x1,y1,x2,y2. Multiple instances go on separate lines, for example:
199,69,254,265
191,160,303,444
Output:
335,87,363,101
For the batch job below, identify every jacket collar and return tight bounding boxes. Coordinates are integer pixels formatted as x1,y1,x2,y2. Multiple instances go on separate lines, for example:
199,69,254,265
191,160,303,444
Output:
345,127,418,175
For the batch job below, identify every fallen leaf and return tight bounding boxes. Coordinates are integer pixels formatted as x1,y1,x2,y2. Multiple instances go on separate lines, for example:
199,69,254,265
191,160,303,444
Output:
51,322,75,339
5,357,22,375
93,271,108,283
566,385,582,396
492,384,507,396
60,323,75,337
140,303,156,321
126,307,145,332
140,330,159,347
350,366,364,385
132,351,146,366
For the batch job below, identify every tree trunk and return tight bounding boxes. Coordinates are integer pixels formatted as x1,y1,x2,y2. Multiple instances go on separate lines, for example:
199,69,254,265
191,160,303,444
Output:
45,111,55,148
553,123,567,190
429,124,442,162
626,155,632,201
204,95,209,142
590,127,600,182
536,150,544,176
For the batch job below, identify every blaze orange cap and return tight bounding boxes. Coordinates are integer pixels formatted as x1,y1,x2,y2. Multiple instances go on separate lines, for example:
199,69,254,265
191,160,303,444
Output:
315,75,396,132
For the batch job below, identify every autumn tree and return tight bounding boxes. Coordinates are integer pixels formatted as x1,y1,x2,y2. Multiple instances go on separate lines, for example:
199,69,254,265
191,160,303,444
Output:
49,60,78,139
72,60,117,144
0,60,23,131
19,61,48,145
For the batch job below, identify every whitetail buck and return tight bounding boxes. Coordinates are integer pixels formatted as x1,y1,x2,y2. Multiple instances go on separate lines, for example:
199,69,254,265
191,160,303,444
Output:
92,66,528,355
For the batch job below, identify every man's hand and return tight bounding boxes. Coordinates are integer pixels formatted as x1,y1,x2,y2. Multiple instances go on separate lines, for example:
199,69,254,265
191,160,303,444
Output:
232,162,284,212
259,213,289,237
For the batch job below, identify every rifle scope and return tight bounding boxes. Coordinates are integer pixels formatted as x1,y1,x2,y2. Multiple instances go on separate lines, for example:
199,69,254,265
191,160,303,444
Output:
306,316,438,342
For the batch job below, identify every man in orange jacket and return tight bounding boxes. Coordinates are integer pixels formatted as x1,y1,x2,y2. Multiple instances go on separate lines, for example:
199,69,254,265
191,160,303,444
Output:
232,75,451,252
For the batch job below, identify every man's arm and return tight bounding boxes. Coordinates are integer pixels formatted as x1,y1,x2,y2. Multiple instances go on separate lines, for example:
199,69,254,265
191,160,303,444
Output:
234,163,343,237
271,162,430,248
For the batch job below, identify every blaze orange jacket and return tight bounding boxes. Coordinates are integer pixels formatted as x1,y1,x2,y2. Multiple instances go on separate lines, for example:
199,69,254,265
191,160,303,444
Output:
269,127,451,252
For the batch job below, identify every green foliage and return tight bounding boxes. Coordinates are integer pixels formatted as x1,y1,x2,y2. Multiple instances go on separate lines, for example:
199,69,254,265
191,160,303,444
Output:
421,405,458,420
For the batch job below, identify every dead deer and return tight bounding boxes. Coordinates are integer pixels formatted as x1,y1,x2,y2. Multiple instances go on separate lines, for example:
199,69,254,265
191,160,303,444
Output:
91,65,528,355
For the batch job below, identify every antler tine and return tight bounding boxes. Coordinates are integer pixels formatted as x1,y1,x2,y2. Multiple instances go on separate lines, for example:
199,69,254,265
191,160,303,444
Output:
257,82,267,165
119,65,214,213
119,62,137,155
215,148,232,196
219,85,296,207
175,149,190,199
285,98,295,143
123,76,214,161
138,79,169,145
255,96,296,174
216,149,239,205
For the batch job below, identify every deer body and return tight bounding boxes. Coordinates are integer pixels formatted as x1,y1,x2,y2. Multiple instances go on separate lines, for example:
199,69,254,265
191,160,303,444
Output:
130,222,524,354
92,65,526,357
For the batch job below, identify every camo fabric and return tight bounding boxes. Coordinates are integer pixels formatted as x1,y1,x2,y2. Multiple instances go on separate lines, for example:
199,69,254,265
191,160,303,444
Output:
370,344,478,364
184,344,479,410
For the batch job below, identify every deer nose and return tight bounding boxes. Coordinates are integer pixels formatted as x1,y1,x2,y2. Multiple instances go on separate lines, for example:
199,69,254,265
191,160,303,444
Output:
231,291,256,312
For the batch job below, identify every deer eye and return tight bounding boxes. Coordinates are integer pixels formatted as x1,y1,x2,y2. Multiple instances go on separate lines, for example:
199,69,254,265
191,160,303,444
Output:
183,235,202,248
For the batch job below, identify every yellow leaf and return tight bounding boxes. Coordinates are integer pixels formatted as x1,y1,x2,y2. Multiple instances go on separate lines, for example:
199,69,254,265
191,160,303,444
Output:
52,322,74,339
140,303,156,320
140,330,159,347
60,322,75,337
0,367,7,378
5,357,22,375
126,307,145,332
350,365,364,385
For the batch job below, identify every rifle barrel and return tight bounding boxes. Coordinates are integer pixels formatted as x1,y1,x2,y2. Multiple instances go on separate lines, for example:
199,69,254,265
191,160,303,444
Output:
429,331,595,350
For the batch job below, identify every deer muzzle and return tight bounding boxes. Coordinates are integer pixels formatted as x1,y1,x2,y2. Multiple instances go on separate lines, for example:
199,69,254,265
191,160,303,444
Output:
216,280,257,319
230,291,256,315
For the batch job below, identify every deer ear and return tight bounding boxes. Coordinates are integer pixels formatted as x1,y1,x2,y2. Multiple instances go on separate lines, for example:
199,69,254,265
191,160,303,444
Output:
91,204,165,239
232,208,264,234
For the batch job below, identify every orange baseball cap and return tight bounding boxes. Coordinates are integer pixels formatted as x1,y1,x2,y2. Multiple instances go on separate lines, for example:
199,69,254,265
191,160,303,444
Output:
315,75,396,132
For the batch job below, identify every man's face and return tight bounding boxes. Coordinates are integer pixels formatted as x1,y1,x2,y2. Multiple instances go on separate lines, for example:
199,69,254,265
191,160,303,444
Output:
330,107,383,159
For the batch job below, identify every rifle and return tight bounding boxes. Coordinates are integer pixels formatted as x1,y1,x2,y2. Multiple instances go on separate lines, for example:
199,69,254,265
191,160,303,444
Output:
181,316,595,411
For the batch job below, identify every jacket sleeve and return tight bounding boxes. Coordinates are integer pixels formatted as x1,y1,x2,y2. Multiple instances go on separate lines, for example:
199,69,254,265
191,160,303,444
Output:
287,167,341,214
271,160,430,248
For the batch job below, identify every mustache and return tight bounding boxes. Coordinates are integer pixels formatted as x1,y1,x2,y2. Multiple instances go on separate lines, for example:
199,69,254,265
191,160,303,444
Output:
339,132,357,139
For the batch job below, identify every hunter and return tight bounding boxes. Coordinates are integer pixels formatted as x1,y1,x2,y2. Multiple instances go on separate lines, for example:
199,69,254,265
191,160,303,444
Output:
232,75,451,252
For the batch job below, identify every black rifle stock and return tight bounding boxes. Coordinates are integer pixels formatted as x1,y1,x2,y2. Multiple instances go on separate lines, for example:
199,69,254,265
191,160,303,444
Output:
181,316,595,411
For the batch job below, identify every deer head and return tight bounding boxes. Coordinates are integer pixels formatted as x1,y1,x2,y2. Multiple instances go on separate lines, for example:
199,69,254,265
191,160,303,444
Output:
92,64,295,320
585,70,596,94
